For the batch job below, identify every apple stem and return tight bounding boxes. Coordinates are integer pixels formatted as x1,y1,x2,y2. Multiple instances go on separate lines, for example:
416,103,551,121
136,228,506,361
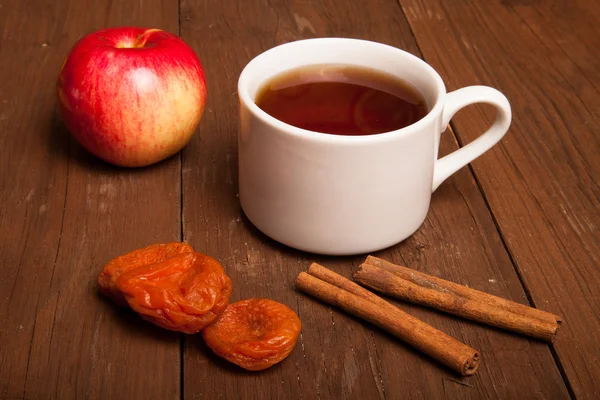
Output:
132,29,162,48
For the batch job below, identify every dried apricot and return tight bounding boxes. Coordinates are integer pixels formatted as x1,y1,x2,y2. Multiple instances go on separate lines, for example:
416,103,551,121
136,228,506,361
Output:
202,298,302,371
113,251,232,334
98,242,194,305
98,243,232,334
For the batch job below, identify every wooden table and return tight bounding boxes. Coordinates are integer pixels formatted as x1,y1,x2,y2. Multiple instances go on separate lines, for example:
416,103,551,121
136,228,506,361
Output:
1,0,598,398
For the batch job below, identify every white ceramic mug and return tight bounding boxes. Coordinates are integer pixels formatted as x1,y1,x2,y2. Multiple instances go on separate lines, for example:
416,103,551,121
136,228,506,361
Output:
237,38,511,256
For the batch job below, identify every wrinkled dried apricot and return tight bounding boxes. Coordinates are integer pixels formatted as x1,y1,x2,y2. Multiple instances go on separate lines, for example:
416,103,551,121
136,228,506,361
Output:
202,298,302,371
98,242,194,305
98,243,232,334
115,252,232,333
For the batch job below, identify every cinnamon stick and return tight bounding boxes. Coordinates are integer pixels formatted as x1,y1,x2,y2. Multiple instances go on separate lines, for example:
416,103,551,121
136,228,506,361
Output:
365,255,562,325
353,262,559,342
296,266,480,376
307,263,391,309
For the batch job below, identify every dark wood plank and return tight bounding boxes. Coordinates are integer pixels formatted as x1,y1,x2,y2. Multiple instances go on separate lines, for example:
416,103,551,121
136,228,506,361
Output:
0,0,181,398
398,0,600,397
180,0,569,398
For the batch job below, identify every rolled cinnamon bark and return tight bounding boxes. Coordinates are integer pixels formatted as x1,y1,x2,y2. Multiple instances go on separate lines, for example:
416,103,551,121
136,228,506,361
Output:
296,268,480,376
353,262,559,342
307,263,390,308
365,256,562,325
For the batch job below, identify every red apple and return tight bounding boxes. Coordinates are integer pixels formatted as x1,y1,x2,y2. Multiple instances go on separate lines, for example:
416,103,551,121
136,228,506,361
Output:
57,27,207,167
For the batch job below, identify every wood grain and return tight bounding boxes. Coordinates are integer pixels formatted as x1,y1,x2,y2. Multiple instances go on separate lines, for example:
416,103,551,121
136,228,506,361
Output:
398,0,600,397
180,0,568,398
0,0,181,398
1,0,592,397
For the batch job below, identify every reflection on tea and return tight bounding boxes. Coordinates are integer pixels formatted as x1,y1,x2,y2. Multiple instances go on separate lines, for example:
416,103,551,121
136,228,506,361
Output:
255,64,427,136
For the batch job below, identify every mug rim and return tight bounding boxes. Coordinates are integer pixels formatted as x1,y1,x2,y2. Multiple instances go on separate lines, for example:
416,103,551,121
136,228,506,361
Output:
238,37,447,144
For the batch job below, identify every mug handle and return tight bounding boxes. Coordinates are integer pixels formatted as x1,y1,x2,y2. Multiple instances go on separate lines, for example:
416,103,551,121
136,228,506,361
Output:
432,86,512,192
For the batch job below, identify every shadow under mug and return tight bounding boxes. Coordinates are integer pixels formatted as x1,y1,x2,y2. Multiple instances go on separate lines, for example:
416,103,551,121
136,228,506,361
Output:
237,38,511,256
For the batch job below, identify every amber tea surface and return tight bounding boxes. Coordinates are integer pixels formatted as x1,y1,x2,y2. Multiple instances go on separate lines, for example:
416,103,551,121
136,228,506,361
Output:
255,64,428,136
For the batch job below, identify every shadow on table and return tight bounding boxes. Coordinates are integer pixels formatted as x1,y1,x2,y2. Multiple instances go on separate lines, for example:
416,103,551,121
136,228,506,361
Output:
95,290,180,344
238,209,368,268
186,333,263,376
48,110,179,175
